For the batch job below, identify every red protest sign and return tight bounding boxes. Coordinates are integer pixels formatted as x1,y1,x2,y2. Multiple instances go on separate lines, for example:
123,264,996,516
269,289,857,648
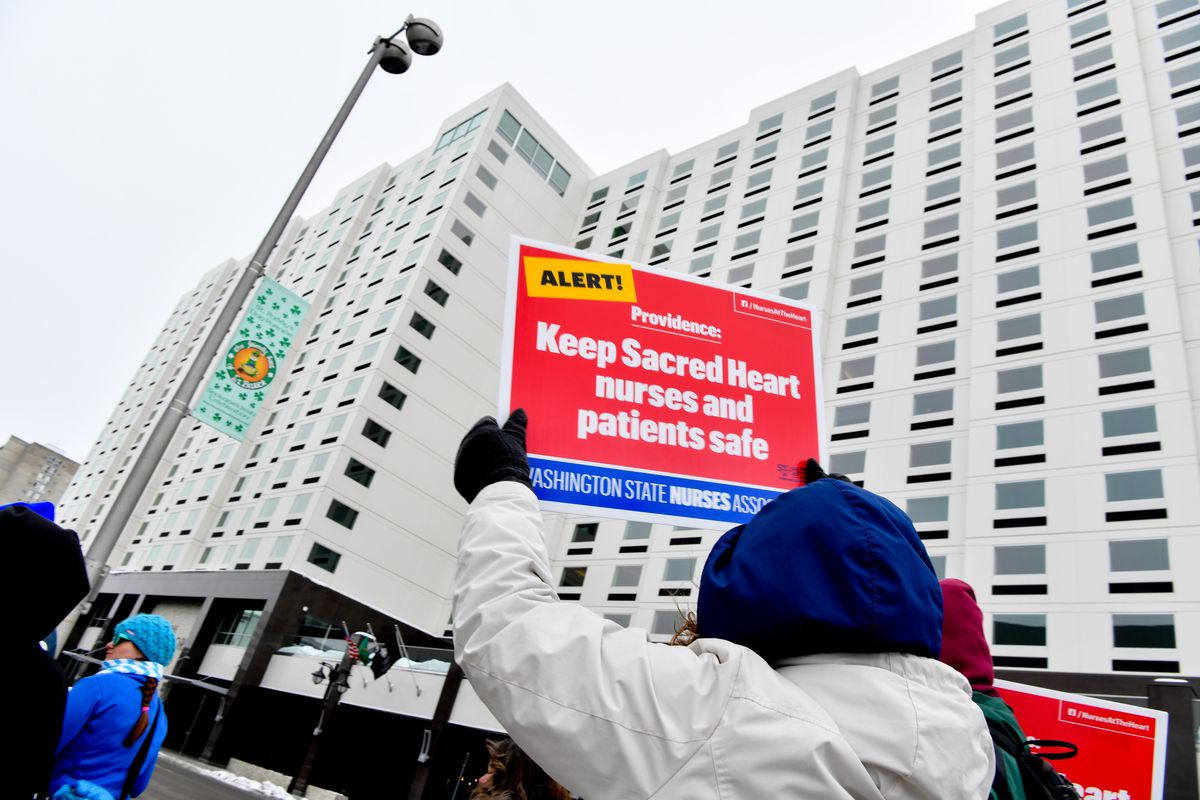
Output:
994,680,1168,800
499,239,824,526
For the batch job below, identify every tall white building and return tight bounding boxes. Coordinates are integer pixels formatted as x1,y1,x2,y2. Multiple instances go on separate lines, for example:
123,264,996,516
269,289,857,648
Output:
57,0,1198,792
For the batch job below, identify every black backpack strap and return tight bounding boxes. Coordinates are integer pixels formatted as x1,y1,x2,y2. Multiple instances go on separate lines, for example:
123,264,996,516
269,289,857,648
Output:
120,699,162,800
1023,739,1078,761
986,717,1026,758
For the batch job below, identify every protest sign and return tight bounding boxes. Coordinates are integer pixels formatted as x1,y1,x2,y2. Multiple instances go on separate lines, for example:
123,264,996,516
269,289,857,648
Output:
995,679,1168,800
500,239,823,527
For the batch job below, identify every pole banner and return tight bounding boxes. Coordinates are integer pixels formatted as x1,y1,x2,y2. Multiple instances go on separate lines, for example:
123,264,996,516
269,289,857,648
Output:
500,238,824,527
194,276,309,440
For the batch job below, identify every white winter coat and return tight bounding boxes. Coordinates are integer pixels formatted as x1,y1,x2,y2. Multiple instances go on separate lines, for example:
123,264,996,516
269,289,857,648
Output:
454,482,995,799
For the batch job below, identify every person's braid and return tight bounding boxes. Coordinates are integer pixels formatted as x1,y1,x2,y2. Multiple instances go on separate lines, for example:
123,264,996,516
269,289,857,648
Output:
123,677,158,746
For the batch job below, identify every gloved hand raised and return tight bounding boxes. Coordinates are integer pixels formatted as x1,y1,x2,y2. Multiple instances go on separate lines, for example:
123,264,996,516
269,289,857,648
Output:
454,408,533,503
801,457,853,486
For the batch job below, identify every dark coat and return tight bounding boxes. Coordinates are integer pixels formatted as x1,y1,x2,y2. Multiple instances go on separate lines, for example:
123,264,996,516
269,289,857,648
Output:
3,504,89,797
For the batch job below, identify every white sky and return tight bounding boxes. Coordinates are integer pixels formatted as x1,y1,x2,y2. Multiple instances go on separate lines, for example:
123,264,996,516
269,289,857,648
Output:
0,0,1001,462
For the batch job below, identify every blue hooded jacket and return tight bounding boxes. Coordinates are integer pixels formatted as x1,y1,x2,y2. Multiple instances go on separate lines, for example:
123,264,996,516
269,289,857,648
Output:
50,672,168,798
697,477,943,661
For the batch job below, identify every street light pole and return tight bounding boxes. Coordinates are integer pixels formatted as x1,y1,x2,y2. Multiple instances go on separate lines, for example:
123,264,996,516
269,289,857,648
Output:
75,18,443,603
290,647,356,797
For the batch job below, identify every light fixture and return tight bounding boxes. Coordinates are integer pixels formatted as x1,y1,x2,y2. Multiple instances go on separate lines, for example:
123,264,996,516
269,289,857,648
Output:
404,16,443,56
310,664,328,685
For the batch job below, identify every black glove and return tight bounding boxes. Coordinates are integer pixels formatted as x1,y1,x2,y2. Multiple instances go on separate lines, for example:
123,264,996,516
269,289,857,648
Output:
454,408,533,503
802,457,852,486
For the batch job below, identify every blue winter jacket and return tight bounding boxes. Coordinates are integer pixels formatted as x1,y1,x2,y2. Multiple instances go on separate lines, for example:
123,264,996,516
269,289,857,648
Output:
50,672,168,799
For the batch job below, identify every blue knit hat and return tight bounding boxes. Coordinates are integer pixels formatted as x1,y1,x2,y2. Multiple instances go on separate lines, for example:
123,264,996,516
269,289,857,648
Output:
113,614,177,666
697,477,943,660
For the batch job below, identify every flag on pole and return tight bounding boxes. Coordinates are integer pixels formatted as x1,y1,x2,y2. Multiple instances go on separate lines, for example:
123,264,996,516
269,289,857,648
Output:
370,641,396,679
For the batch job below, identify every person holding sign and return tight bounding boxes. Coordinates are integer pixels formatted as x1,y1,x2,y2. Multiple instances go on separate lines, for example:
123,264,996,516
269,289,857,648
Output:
453,410,994,799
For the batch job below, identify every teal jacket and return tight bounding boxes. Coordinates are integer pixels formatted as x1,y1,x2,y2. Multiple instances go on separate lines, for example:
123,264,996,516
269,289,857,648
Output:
974,692,1026,800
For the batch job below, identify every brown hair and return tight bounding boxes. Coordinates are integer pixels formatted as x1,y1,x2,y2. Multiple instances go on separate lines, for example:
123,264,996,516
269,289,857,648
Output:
122,677,158,746
470,738,570,800
669,611,700,647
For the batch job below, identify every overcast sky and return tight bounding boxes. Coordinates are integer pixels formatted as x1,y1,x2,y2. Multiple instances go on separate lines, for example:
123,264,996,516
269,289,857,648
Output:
0,0,999,463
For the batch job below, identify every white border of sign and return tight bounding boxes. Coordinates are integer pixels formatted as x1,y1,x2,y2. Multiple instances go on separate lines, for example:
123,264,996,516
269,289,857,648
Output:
498,235,826,527
995,679,1168,800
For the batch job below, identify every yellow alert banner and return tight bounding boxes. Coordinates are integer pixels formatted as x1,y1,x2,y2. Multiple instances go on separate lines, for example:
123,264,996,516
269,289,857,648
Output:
523,256,637,303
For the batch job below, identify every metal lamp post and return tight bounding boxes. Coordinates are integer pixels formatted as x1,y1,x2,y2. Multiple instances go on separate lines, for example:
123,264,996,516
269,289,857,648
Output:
74,15,443,604
291,648,357,796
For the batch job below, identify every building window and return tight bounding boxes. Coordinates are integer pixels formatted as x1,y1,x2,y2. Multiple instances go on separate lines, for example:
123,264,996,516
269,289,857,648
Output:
913,388,953,418
394,345,421,374
344,458,375,488
671,158,695,182
995,544,1045,574
1102,405,1156,439
994,13,1028,43
997,221,1038,255
307,543,341,573
1112,614,1175,648
848,271,883,305
844,311,880,339
1077,78,1119,115
809,90,836,117
1110,539,1169,571
932,50,963,77
915,340,955,372
795,178,824,208
1105,469,1163,502
572,522,598,543
996,106,1034,142
993,42,1032,75
871,75,900,102
997,181,1037,217
993,614,1046,646
612,565,642,587
663,558,696,581
451,219,474,246
906,496,949,524
1070,12,1111,45
1098,345,1152,384
326,499,358,529
213,609,263,647
379,381,408,412
624,521,651,540
997,312,1041,344
926,177,961,208
652,609,686,637
910,440,951,467
463,192,487,217
1086,196,1135,234
560,567,587,588
409,312,436,339
834,401,871,428
829,451,866,476
996,479,1045,509
1083,155,1130,195
852,234,886,265
361,419,391,448
1089,244,1140,289
1080,115,1124,154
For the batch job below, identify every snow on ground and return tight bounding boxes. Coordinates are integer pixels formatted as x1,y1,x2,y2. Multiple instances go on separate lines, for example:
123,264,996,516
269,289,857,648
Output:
160,752,295,798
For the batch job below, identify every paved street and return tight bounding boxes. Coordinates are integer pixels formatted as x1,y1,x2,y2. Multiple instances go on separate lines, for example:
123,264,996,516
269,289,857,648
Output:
141,753,277,800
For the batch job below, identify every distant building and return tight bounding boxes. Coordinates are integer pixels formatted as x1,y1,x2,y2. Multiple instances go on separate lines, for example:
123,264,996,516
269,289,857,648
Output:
0,436,78,506
57,0,1199,794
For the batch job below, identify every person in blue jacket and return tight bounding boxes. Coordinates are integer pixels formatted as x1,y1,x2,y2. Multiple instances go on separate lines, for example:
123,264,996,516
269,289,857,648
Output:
50,614,176,800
